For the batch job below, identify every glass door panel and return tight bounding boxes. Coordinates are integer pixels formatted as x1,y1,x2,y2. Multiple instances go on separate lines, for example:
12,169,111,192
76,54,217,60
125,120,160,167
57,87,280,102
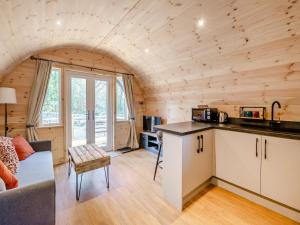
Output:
71,77,87,147
67,71,112,151
94,80,108,146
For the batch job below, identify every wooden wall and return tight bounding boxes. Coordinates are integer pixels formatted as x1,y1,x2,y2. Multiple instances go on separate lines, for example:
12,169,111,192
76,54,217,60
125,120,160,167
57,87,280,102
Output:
0,0,299,151
144,54,300,124
0,47,144,165
141,0,300,123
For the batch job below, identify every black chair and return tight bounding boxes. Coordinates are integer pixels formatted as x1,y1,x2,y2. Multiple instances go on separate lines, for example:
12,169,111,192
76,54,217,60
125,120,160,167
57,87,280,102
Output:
153,131,163,181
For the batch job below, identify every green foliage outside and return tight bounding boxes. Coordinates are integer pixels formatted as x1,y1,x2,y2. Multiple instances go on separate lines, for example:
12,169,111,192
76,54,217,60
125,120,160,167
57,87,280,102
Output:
71,78,86,114
41,72,127,124
116,77,128,120
41,69,60,124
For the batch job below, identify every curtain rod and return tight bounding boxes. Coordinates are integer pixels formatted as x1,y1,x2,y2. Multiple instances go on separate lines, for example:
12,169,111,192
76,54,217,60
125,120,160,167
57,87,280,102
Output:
30,56,134,76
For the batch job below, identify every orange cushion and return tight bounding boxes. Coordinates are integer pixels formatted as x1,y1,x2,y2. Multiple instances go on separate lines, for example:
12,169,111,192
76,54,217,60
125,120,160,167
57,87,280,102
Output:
0,160,18,189
12,135,35,161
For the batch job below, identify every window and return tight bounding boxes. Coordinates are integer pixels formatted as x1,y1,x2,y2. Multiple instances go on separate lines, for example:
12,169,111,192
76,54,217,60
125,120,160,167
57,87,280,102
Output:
116,76,128,121
40,68,61,126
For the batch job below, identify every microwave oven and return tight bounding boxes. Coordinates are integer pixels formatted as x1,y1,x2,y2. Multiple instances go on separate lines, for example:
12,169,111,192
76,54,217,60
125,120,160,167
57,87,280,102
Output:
192,108,218,122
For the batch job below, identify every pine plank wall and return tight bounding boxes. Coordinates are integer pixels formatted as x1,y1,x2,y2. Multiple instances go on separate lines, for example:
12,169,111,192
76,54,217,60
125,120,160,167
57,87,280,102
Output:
0,48,144,165
0,1,299,165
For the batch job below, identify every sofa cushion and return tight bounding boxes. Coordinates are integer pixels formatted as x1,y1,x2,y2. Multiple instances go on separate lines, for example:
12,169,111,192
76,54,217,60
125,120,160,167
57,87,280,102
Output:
0,160,18,189
0,137,19,174
16,151,54,188
12,135,35,160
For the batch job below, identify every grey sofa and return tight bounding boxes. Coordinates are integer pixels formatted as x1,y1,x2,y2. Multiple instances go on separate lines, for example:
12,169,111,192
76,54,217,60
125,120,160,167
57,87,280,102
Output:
0,140,55,225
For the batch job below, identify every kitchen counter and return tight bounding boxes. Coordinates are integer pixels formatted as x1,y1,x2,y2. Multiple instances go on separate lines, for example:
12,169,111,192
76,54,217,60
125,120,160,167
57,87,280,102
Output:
157,120,300,219
155,121,300,140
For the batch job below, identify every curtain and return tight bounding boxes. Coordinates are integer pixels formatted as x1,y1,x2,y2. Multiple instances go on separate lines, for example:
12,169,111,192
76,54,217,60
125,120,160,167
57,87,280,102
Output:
122,74,139,149
26,60,52,141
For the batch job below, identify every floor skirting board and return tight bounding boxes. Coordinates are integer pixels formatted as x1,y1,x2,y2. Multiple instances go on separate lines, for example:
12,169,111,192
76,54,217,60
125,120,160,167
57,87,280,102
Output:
183,178,211,207
211,177,300,223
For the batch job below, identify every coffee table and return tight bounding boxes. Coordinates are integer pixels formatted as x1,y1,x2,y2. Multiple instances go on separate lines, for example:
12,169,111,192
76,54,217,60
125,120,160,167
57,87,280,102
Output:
68,144,110,200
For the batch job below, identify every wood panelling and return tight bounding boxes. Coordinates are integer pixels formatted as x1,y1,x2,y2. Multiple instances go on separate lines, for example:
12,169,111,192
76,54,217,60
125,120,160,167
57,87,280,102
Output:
0,0,299,124
144,60,300,123
0,48,144,165
114,122,131,149
38,126,65,165
0,60,35,135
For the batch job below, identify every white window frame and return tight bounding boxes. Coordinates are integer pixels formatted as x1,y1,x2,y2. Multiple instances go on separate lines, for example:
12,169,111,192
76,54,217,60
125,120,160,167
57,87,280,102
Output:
116,76,129,122
39,67,62,127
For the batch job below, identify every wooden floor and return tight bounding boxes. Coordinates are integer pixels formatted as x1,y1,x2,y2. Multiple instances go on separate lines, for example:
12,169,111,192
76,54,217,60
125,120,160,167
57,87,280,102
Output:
55,149,299,225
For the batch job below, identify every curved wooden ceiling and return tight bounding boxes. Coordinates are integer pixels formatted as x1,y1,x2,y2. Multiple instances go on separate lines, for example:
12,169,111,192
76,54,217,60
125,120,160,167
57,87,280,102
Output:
0,0,299,88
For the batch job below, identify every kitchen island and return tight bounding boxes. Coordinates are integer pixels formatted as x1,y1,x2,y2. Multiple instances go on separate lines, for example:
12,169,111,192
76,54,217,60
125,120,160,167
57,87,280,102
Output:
155,121,300,222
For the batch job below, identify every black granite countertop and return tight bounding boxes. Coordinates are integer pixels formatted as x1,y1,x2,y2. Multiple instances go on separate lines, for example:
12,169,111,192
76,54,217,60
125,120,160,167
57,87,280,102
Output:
155,121,300,140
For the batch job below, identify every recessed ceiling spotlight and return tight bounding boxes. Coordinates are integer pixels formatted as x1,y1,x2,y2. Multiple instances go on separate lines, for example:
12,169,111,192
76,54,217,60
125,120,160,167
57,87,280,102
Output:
144,48,149,53
197,19,205,27
56,20,61,25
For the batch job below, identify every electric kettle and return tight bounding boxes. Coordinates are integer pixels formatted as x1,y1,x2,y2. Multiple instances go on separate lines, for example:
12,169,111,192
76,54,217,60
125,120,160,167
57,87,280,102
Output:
218,111,228,123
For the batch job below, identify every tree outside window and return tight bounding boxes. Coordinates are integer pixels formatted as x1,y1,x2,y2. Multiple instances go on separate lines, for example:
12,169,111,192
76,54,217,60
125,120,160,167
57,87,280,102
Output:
116,77,128,121
40,68,61,126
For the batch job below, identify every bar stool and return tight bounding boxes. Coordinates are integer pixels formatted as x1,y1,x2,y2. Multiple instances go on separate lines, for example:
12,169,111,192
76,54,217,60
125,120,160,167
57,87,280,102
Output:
153,131,163,181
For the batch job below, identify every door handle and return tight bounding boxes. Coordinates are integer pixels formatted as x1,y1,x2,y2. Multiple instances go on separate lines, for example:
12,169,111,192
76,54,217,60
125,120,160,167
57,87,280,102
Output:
255,138,258,157
92,111,95,120
87,111,90,120
197,136,200,153
264,139,267,159
200,135,204,152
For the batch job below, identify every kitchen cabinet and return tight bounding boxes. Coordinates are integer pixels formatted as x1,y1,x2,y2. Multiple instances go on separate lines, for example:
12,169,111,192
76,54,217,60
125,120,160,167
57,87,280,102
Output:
215,130,261,193
162,129,214,210
215,130,300,210
261,136,300,210
161,122,300,215
182,129,213,196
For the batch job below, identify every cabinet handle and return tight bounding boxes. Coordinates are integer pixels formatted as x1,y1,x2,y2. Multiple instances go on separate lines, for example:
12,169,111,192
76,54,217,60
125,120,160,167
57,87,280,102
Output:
87,111,90,120
264,139,267,159
197,136,200,154
255,138,258,157
200,135,204,152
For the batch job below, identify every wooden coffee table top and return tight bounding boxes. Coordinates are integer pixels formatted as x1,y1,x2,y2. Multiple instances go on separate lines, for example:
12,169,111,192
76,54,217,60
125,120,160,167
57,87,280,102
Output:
68,144,110,174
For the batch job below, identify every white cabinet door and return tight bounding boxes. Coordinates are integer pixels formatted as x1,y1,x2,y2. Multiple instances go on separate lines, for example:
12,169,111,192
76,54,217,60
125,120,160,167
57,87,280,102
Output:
215,130,261,193
182,129,213,196
162,133,183,210
261,136,300,210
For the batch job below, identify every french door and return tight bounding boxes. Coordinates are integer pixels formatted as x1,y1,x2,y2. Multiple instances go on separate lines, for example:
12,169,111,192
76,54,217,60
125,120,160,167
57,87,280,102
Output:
66,71,113,150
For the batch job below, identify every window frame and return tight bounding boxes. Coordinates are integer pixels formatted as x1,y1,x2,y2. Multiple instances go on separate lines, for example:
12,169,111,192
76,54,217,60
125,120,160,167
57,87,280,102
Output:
39,67,63,128
115,76,129,122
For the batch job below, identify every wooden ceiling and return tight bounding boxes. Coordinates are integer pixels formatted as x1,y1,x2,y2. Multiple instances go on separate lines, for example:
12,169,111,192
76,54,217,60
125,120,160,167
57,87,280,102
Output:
0,0,299,89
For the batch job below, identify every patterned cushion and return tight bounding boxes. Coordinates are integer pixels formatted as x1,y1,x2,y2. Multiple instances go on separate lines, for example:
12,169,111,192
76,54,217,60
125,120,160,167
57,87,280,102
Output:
0,137,20,174
0,177,6,191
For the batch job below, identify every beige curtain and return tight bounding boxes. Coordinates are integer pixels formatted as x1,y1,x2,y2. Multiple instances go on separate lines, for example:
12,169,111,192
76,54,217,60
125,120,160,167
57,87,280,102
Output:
26,60,52,141
122,74,139,149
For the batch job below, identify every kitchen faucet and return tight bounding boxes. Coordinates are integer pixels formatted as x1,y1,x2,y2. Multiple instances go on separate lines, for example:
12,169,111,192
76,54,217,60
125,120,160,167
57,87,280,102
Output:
270,101,281,128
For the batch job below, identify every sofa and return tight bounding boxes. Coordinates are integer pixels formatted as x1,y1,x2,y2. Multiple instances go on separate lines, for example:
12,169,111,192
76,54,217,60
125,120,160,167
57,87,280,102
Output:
0,140,55,225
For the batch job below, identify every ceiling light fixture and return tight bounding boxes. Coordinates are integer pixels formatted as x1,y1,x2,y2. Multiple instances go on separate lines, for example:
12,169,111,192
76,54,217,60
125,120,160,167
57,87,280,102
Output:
56,20,61,25
144,48,149,53
197,19,205,27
